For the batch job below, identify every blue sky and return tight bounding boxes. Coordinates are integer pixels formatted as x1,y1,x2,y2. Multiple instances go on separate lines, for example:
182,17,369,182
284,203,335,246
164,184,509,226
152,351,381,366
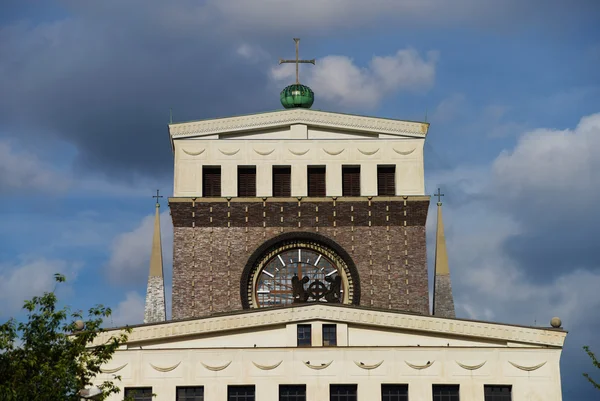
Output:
1,1,599,399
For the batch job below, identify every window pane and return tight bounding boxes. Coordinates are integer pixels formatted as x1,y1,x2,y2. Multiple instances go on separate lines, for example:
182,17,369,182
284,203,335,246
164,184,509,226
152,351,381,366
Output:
484,385,512,401
330,384,357,401
238,166,256,197
308,166,326,197
297,324,311,346
433,385,459,401
382,384,408,401
124,387,153,401
280,385,306,401
177,386,204,401
323,324,337,346
203,166,221,197
377,165,395,196
273,166,291,197
228,385,255,401
342,166,360,196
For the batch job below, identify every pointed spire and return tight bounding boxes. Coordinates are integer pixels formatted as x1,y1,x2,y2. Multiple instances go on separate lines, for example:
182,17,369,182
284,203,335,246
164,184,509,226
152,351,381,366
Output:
432,188,456,318
144,190,166,324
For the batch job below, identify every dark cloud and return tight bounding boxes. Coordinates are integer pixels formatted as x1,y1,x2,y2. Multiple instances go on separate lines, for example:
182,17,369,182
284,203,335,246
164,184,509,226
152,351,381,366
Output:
2,1,599,181
0,3,279,180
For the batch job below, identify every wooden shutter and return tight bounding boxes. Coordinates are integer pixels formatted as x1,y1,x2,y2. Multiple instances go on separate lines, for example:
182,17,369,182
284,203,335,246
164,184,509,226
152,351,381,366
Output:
237,166,256,197
272,166,291,197
342,166,360,196
307,166,326,197
377,165,395,196
202,166,221,197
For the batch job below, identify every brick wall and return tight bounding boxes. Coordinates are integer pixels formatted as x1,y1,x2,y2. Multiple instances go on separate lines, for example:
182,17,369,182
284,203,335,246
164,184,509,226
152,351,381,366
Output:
170,197,430,320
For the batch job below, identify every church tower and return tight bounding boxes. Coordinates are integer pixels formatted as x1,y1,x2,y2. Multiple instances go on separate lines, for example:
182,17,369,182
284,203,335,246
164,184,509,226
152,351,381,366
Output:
168,38,432,319
144,191,166,323
96,39,567,401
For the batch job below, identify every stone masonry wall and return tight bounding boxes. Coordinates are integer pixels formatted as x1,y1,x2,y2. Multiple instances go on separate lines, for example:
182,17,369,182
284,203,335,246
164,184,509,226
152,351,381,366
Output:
144,275,166,323
171,198,429,320
433,275,456,318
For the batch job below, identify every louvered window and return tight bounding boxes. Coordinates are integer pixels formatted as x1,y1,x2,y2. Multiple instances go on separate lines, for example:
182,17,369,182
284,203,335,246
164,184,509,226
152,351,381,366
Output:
342,166,360,196
203,166,221,197
307,166,326,197
377,165,396,196
273,166,291,197
238,166,256,197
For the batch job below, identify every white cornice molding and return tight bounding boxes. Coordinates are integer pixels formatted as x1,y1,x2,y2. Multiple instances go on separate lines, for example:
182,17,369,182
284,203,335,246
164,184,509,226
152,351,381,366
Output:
169,109,429,139
95,305,566,348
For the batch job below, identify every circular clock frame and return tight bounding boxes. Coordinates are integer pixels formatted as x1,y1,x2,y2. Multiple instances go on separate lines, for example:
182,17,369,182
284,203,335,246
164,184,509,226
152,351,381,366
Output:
240,232,361,309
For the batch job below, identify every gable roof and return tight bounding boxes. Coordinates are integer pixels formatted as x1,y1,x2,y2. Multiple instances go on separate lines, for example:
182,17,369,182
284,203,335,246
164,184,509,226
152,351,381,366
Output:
168,109,429,141
96,303,566,348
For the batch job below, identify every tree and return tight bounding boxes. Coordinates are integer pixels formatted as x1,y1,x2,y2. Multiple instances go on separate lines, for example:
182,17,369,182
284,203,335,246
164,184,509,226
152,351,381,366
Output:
0,274,131,401
583,345,600,390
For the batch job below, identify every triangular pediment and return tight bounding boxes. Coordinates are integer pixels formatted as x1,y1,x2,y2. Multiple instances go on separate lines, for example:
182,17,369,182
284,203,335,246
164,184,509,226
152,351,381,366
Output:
169,109,429,141
96,304,565,349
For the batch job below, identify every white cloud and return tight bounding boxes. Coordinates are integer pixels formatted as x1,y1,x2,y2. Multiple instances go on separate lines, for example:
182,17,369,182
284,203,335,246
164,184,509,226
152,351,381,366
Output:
0,258,80,317
427,111,600,336
493,113,600,205
108,291,145,327
271,49,437,109
106,210,173,284
236,43,269,64
0,140,71,194
432,93,467,123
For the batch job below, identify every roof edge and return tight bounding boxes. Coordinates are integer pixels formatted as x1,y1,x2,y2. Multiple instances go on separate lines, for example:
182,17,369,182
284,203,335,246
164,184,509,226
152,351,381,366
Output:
97,303,566,348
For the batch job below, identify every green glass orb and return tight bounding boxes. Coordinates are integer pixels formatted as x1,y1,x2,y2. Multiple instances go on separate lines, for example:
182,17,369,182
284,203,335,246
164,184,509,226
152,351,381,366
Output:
280,84,314,109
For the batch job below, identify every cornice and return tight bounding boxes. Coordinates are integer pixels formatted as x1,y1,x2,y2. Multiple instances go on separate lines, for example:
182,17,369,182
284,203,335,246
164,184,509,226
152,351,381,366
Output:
169,109,428,139
95,304,565,348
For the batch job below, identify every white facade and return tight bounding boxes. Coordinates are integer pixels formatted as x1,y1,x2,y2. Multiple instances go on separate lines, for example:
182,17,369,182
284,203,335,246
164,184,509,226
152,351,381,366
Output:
169,109,428,198
95,304,566,401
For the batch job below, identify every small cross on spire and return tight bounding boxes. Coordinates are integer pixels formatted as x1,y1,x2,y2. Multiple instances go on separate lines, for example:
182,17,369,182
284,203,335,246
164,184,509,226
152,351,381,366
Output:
279,38,315,85
434,188,444,204
153,189,163,207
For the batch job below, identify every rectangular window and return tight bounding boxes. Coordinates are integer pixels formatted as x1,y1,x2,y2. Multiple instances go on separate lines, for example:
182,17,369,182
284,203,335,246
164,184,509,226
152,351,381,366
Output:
203,166,221,197
377,165,396,196
273,166,291,197
297,324,312,346
177,386,204,401
342,166,361,196
484,385,512,401
433,385,460,401
238,166,257,197
323,324,337,346
279,385,306,401
124,387,153,401
228,385,255,401
382,384,408,401
330,384,357,401
307,166,326,197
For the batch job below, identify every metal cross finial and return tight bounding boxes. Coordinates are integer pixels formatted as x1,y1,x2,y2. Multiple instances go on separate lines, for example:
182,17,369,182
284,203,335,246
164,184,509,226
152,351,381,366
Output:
279,38,315,85
434,188,444,203
153,189,163,206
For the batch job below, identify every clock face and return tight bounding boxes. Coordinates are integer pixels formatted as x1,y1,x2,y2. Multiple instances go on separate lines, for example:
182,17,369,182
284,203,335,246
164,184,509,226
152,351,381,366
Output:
255,247,342,307
242,235,360,309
